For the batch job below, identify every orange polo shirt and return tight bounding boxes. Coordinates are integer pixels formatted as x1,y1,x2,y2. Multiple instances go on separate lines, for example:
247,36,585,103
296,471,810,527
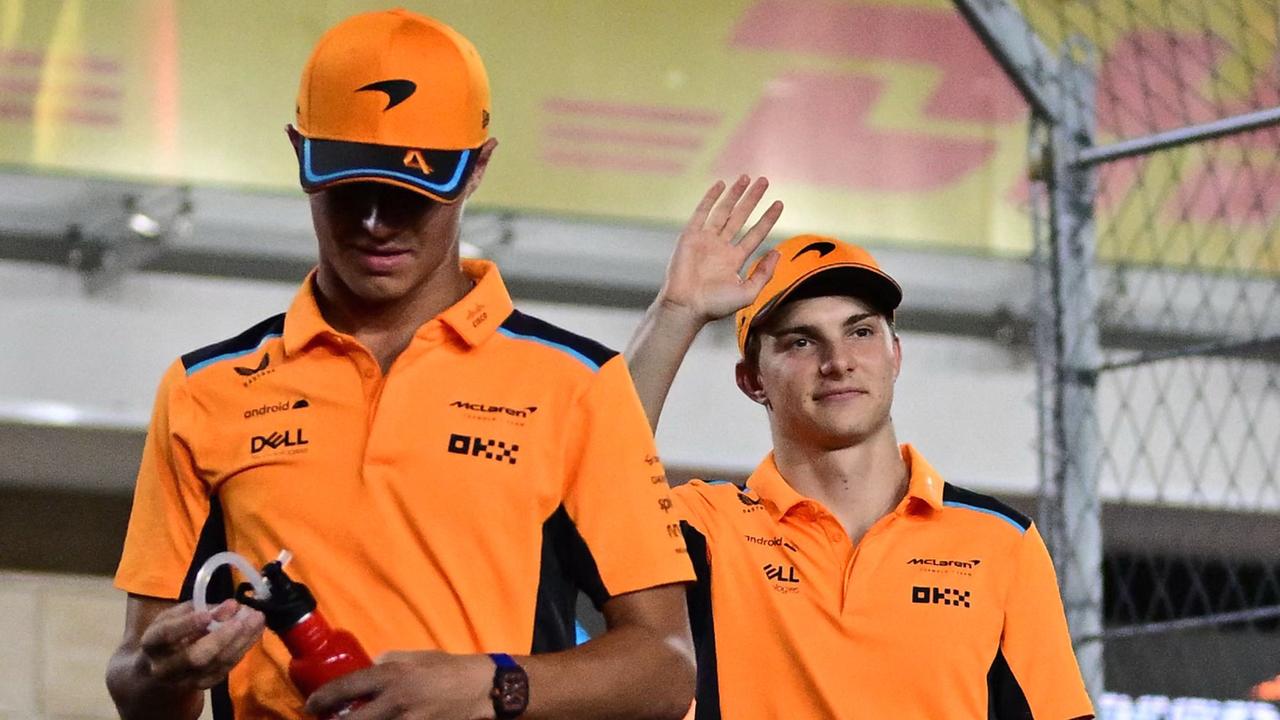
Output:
673,444,1094,720
116,260,693,718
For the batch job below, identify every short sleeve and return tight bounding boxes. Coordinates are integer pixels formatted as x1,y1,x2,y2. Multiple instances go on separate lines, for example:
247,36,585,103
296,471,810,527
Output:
114,360,215,600
992,523,1095,719
559,356,695,601
670,482,717,534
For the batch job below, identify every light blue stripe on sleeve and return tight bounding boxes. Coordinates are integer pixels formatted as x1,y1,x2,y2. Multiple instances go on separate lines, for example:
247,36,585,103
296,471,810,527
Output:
495,327,601,371
943,501,1027,533
185,333,282,376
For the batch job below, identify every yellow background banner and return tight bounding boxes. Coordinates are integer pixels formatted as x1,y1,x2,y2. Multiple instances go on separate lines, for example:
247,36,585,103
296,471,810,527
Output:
1,0,1275,270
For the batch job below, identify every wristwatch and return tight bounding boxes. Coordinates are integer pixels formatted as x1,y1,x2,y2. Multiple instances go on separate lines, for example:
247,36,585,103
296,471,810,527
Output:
488,653,529,719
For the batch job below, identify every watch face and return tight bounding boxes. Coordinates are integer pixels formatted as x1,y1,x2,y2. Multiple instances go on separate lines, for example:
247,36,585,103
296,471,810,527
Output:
495,666,529,715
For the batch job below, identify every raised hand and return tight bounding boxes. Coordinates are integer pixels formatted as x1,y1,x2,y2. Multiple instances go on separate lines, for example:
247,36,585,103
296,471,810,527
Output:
659,175,784,323
137,599,265,691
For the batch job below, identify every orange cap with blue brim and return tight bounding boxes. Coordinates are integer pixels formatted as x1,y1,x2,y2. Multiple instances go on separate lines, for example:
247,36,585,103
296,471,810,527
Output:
735,235,902,355
295,8,491,203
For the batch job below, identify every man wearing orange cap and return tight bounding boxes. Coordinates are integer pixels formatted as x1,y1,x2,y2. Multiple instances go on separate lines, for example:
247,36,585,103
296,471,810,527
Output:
107,9,695,720
627,177,1095,719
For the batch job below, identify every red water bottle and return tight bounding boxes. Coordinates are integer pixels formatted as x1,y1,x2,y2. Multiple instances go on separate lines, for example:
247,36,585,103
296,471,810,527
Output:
238,560,373,719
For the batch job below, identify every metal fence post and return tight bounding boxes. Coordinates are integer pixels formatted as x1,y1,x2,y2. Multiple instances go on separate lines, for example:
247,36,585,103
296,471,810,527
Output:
1040,46,1105,696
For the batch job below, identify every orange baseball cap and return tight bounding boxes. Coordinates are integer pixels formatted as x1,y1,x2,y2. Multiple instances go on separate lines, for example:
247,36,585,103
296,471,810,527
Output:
735,235,902,355
295,8,491,203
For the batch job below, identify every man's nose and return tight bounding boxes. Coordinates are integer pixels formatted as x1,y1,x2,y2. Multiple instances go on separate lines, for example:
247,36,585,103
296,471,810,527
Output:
819,342,854,376
361,199,400,239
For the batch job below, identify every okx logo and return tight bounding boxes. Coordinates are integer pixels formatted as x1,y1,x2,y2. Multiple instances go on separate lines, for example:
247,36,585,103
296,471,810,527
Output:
912,585,971,608
448,433,519,465
763,563,800,584
251,428,309,454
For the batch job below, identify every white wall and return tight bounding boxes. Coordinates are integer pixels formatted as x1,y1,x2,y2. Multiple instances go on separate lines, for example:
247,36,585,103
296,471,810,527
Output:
1,251,1272,510
0,258,1038,495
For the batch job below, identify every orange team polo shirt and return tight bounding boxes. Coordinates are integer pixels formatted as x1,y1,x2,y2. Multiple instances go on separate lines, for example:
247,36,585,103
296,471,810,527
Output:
672,444,1094,720
116,259,693,719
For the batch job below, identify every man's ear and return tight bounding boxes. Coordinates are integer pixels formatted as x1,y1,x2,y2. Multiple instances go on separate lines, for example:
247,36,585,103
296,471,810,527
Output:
285,124,303,162
891,332,902,379
460,137,499,200
735,360,770,407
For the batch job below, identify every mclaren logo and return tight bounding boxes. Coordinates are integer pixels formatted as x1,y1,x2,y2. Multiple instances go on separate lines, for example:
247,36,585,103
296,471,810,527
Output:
356,79,417,111
449,401,538,418
908,558,981,569
791,240,836,261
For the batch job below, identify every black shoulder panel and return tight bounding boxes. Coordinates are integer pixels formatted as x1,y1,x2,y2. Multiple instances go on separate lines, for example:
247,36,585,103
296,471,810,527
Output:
180,313,286,375
943,483,1033,532
498,309,617,371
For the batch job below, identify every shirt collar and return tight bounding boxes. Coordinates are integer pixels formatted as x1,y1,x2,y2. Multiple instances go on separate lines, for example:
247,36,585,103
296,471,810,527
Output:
282,268,330,357
435,259,514,347
744,454,807,517
746,443,946,519
901,443,945,512
282,259,515,357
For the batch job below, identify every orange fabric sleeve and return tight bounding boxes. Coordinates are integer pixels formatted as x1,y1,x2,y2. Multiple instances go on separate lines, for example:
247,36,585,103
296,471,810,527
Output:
114,361,214,600
670,483,715,535
999,524,1096,719
560,356,694,599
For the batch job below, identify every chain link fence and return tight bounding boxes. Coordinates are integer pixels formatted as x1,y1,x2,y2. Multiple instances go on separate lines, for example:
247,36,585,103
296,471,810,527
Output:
960,0,1280,707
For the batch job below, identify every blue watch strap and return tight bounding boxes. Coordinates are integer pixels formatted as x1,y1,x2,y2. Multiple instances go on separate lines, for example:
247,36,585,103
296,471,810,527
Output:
489,652,518,670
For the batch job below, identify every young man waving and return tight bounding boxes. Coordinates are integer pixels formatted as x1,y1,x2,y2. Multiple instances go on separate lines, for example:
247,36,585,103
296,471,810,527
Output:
628,177,1094,719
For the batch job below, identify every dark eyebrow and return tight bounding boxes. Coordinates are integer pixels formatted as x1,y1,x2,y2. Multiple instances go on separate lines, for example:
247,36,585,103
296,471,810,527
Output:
766,312,877,338
843,312,877,327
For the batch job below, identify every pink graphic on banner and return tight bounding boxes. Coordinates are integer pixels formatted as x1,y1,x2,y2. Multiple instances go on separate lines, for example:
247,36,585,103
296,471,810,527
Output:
1222,50,1280,149
542,150,689,175
1168,159,1280,225
1093,31,1280,226
731,0,1024,123
1097,30,1229,139
544,98,720,126
540,98,721,175
544,125,706,150
0,48,123,128
714,72,995,192
0,50,119,74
